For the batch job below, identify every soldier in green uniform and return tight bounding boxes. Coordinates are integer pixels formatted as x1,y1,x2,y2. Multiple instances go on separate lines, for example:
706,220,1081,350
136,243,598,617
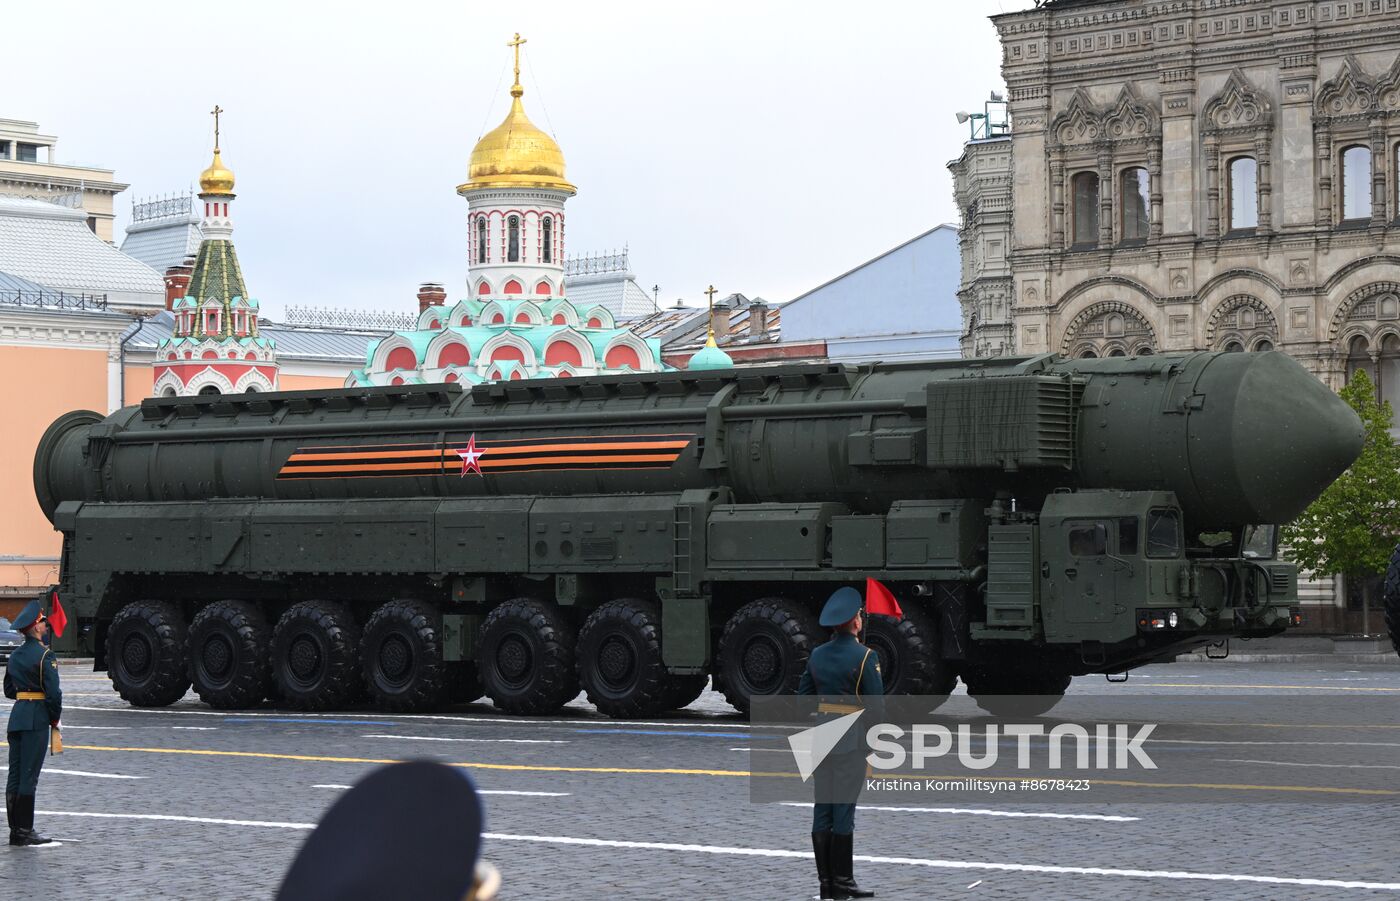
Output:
798,587,882,900
4,599,61,846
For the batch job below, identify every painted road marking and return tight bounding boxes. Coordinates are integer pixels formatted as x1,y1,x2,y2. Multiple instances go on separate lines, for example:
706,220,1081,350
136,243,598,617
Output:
49,743,1400,796
1216,758,1400,770
0,766,144,780
362,734,567,744
733,747,810,755
61,704,762,730
478,833,1400,892
777,802,1137,822
225,717,398,726
574,729,752,739
29,812,1400,892
52,725,130,730
172,726,218,731
1146,683,1400,692
312,784,569,796
61,744,769,777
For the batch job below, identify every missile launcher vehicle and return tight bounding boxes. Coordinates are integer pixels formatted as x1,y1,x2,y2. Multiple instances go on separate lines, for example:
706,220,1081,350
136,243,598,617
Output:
33,351,1361,716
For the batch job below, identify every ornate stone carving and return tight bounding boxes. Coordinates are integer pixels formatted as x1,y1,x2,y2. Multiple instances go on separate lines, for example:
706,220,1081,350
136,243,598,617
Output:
1051,89,1103,146
1204,295,1279,345
1059,301,1157,356
1103,85,1159,140
1329,282,1400,340
1201,69,1274,134
1315,56,1378,118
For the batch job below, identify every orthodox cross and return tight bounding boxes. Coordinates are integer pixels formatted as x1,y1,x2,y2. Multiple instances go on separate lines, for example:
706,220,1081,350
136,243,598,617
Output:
704,285,719,345
652,284,660,309
508,33,527,84
210,104,223,151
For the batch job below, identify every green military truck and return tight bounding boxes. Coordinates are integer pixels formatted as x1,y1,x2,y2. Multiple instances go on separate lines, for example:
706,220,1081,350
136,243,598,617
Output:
33,351,1360,717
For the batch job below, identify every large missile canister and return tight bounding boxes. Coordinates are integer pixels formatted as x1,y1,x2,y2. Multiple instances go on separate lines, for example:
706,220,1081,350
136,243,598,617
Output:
35,352,1361,530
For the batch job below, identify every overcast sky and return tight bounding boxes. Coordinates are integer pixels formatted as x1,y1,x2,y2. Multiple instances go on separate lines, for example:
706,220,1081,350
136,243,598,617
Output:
10,0,1029,318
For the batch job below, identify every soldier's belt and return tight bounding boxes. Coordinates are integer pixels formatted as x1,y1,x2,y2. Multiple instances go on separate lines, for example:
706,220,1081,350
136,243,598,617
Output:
817,702,863,715
16,692,45,701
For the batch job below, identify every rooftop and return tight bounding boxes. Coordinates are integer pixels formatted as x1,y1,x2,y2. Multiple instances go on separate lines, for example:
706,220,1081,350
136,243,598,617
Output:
0,195,162,309
126,310,385,364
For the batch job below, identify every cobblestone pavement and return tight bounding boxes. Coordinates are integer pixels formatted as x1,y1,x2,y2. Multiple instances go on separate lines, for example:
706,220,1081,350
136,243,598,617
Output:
3,661,1400,900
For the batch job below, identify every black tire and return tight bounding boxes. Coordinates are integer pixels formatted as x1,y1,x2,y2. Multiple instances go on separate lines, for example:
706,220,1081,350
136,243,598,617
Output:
716,598,821,715
107,600,191,707
661,673,710,712
272,600,362,711
479,598,579,716
577,599,671,718
863,603,956,697
187,600,271,709
361,599,447,713
446,662,485,704
1383,543,1400,657
962,665,1071,718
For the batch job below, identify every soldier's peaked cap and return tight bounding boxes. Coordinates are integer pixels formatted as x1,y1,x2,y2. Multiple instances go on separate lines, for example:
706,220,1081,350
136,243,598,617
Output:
276,760,484,901
11,600,43,632
819,587,864,627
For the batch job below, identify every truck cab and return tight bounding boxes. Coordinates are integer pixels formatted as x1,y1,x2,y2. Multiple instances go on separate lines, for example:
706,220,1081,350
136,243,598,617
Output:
981,490,1299,670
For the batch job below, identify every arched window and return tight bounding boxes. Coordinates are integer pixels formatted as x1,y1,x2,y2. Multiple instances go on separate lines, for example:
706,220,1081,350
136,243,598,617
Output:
1228,156,1258,230
1072,172,1099,247
1342,145,1372,221
1224,341,1244,353
542,216,553,263
198,385,222,396
477,218,488,264
1119,167,1149,241
1078,349,1098,359
1253,338,1274,353
507,215,520,262
162,387,177,397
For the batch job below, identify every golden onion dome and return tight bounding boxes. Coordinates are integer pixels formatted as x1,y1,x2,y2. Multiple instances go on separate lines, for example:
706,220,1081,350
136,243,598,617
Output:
459,83,575,195
199,149,236,196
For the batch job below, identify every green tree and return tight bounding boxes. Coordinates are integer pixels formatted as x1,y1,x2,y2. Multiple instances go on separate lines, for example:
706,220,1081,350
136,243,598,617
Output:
1283,369,1400,634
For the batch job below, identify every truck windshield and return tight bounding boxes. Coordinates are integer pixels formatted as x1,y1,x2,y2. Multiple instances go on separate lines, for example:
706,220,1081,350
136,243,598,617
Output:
1241,524,1277,559
1146,510,1181,557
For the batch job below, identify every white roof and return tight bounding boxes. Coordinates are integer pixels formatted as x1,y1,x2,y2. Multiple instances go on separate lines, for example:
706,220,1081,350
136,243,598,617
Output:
121,210,203,275
0,195,164,309
565,270,657,319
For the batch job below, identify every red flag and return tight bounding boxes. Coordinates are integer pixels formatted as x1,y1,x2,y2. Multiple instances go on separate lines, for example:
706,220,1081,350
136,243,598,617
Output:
47,588,68,638
865,578,903,619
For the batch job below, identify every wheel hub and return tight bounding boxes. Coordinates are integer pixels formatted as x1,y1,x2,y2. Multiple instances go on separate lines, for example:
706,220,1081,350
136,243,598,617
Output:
597,635,636,687
496,634,532,685
379,635,412,683
288,634,322,681
201,634,233,680
121,634,153,678
741,636,781,691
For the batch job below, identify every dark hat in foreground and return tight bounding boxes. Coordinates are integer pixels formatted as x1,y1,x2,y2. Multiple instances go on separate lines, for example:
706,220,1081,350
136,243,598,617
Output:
11,599,44,632
276,760,485,901
819,587,863,627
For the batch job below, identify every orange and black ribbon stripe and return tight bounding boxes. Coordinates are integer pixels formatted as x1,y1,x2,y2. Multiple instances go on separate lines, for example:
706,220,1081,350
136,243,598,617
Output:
275,434,695,480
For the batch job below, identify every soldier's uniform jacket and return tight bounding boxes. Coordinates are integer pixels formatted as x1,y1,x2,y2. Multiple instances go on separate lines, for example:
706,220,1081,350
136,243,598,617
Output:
3,638,63,732
797,633,884,754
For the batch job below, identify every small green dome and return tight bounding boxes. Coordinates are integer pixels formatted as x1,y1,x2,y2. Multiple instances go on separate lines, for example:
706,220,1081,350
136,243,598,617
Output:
688,342,734,370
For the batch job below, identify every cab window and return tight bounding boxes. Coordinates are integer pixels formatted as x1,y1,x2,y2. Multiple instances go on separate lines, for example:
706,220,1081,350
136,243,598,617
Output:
1068,523,1108,556
1146,509,1181,557
1242,524,1276,559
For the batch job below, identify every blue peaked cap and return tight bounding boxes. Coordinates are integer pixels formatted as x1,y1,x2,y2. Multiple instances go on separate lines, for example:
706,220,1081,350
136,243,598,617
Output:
12,599,43,631
819,587,863,627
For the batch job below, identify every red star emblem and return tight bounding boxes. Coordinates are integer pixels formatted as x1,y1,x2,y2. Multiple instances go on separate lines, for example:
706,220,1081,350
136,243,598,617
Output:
454,434,486,477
